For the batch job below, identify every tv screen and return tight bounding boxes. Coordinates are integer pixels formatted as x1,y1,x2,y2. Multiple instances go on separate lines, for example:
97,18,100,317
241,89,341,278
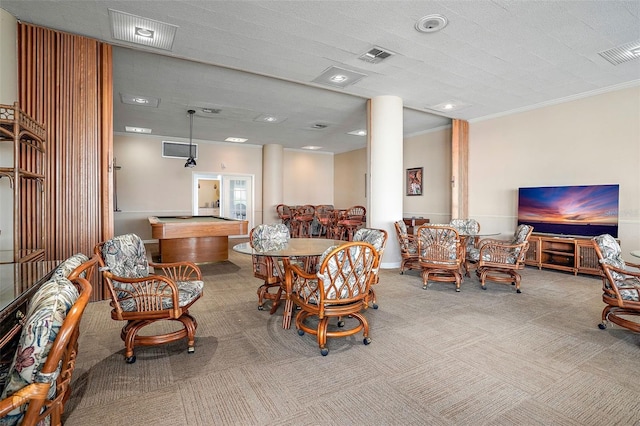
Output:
517,184,619,238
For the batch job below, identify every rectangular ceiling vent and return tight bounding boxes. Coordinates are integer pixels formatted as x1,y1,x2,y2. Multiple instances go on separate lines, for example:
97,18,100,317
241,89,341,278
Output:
598,41,640,65
359,46,394,64
109,9,178,51
162,141,198,160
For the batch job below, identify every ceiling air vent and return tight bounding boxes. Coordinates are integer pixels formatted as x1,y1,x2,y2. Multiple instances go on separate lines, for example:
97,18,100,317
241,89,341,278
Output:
311,123,328,129
359,47,394,64
598,41,640,65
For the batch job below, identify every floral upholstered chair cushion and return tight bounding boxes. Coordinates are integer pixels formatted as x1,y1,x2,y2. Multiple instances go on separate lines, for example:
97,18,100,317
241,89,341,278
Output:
594,234,640,302
395,221,417,255
100,234,203,312
467,224,533,263
53,253,89,278
251,223,290,245
449,219,480,252
0,276,79,426
418,226,460,265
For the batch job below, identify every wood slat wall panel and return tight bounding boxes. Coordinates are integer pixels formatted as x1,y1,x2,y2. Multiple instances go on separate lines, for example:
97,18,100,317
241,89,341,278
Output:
18,23,113,301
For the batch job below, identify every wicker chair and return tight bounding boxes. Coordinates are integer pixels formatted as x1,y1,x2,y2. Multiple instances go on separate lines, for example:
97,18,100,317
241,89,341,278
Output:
337,205,366,241
286,241,378,356
418,224,464,292
94,233,203,364
291,204,316,238
0,264,92,426
250,223,290,312
394,220,420,274
449,218,481,275
470,224,533,292
353,228,388,309
593,234,640,334
314,205,334,238
276,204,294,233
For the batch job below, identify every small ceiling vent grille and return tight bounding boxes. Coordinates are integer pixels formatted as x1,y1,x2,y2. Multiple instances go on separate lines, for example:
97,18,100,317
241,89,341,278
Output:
598,41,640,65
162,141,198,160
359,47,394,64
311,123,329,129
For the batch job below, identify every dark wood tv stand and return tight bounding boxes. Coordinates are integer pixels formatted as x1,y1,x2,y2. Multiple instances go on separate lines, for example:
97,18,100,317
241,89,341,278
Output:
524,233,603,276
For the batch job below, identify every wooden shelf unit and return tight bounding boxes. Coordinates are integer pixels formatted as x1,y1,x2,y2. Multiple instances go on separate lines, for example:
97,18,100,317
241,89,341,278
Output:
525,233,604,276
0,102,47,263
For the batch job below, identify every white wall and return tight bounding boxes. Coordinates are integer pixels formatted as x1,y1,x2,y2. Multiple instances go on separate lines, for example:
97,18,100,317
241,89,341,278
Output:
403,127,452,224
469,86,640,261
114,135,334,239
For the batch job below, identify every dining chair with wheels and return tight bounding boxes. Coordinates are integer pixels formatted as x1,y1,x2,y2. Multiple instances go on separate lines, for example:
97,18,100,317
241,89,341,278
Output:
286,241,378,356
0,270,92,426
250,223,290,311
449,218,481,275
469,224,533,293
94,233,203,363
418,224,464,292
592,234,640,334
353,227,388,309
394,220,420,274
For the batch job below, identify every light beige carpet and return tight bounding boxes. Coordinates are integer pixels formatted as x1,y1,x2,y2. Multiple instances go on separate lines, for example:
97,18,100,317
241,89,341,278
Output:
63,243,640,425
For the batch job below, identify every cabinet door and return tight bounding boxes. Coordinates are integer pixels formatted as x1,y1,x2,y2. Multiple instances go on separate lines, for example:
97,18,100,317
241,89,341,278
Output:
577,241,601,275
525,236,541,268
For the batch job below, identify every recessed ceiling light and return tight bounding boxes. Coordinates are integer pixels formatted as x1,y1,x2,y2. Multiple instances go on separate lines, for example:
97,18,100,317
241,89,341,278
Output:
120,93,160,107
125,126,152,133
134,27,154,38
254,114,284,123
225,137,248,143
313,66,367,88
429,100,470,112
415,14,448,33
201,108,221,114
347,129,367,136
109,9,178,51
302,146,323,150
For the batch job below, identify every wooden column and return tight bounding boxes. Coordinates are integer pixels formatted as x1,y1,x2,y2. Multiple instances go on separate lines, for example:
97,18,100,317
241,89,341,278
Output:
18,23,113,301
451,119,469,219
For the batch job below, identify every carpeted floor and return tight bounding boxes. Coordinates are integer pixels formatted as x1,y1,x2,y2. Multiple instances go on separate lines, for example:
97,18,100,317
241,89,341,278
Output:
63,243,640,425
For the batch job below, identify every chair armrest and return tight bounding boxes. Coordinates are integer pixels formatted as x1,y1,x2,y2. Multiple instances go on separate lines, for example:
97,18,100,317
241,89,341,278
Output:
149,260,202,281
600,262,640,306
0,383,50,418
477,237,509,249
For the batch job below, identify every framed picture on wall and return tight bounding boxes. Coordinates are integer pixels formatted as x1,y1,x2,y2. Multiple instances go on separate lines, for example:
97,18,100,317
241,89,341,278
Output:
406,167,423,196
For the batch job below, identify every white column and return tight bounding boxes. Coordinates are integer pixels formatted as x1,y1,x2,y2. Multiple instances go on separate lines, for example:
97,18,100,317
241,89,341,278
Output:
262,144,284,225
368,96,403,268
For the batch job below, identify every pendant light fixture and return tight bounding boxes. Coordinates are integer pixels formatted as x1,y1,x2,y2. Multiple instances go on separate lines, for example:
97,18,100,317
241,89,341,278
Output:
184,109,197,168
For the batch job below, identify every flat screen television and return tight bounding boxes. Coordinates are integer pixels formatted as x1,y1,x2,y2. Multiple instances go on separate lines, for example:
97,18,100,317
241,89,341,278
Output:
517,184,619,238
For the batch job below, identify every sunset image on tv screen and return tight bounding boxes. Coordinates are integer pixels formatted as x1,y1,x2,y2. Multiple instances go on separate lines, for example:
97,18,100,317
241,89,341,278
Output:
517,184,619,237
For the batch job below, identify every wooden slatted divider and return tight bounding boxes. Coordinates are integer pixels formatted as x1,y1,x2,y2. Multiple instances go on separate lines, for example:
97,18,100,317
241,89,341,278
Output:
17,23,113,301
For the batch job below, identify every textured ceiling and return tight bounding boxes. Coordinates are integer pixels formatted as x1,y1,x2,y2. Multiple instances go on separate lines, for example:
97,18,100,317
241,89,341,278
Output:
2,1,639,154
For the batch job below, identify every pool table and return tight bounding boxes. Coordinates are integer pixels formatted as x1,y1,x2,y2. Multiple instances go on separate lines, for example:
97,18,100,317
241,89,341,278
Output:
149,216,249,263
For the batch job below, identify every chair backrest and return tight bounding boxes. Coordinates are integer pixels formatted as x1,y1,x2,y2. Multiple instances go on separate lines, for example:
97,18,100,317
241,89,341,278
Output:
276,204,293,219
513,224,534,244
394,220,417,255
353,228,388,258
315,242,378,302
449,219,480,235
250,223,290,245
346,205,366,221
592,234,640,301
417,225,461,266
52,253,89,279
0,275,92,426
97,233,149,279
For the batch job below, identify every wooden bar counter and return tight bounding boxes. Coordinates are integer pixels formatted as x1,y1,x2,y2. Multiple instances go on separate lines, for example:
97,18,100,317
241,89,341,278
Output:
149,216,248,263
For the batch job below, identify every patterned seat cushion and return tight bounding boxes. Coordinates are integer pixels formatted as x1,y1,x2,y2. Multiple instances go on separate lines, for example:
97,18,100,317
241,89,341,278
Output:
100,233,150,298
117,279,204,311
594,234,640,301
0,276,79,426
52,253,89,278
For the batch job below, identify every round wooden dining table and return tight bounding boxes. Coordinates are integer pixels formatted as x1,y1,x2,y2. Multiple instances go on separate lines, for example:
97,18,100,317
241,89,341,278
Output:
233,238,345,329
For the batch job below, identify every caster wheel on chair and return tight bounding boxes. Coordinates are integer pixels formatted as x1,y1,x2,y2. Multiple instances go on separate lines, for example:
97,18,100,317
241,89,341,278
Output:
320,348,329,356
298,329,305,336
188,347,195,354
337,320,345,327
481,285,487,290
258,305,264,311
125,355,136,364
516,289,521,294
363,337,371,345
598,323,607,330
372,303,378,309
